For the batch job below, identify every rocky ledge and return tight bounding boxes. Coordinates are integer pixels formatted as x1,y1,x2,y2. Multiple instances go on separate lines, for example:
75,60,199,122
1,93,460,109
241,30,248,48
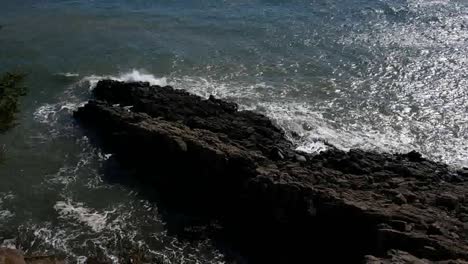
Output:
74,80,468,263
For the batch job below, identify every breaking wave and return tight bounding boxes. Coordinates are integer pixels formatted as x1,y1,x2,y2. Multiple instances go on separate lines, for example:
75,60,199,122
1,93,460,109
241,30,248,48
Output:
83,69,168,90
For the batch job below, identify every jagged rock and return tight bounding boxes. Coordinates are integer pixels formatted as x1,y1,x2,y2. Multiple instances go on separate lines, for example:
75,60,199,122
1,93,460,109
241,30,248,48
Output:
74,80,468,263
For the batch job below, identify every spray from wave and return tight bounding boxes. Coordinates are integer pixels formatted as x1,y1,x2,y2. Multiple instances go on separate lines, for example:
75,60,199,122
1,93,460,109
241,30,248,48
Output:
83,69,167,90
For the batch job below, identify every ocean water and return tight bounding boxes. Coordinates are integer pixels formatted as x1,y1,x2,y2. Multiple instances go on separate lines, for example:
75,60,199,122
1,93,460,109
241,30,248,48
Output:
0,0,467,262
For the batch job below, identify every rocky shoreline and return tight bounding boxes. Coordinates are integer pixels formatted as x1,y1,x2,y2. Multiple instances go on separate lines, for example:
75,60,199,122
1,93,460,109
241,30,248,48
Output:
70,80,468,263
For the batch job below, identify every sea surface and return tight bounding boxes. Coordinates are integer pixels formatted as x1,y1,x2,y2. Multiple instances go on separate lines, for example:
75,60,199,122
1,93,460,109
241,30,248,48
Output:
0,0,467,262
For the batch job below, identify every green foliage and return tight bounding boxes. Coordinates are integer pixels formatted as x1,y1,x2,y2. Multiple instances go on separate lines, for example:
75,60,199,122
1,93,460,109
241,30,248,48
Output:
0,72,27,132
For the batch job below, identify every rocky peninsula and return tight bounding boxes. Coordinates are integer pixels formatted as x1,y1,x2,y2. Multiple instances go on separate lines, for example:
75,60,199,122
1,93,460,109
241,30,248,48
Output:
69,80,468,263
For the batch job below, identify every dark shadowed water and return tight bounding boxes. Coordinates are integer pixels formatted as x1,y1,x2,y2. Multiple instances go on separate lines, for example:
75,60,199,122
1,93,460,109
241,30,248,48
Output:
0,0,467,262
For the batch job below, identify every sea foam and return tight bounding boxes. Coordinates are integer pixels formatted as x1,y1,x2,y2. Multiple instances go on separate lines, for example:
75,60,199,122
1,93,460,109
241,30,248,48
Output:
83,69,167,90
54,200,115,233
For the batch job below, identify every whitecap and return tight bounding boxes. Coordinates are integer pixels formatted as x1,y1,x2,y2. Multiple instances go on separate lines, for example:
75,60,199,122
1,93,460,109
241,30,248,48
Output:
82,69,167,90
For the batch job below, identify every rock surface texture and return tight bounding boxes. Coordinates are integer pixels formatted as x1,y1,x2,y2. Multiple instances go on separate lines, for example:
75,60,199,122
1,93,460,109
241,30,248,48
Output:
75,80,468,263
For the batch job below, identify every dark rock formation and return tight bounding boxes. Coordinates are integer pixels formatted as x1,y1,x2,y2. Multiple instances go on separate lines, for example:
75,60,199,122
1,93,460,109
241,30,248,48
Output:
74,80,468,263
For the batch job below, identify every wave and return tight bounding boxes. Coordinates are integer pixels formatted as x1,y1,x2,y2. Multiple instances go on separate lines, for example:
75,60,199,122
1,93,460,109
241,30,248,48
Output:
82,69,167,90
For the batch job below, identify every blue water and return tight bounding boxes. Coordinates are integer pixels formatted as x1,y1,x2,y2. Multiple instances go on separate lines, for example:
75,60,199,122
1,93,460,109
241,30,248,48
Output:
0,0,467,262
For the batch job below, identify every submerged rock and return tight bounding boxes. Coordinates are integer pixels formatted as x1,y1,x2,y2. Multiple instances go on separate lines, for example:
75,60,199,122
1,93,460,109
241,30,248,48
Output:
0,248,25,264
75,80,468,263
0,248,64,264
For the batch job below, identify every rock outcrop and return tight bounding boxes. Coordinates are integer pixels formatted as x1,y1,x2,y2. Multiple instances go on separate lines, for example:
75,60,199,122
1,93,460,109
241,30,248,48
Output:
74,80,468,263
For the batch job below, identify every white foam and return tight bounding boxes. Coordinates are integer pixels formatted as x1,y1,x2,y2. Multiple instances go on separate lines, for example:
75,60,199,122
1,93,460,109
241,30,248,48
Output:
295,142,329,154
32,225,73,253
54,200,115,233
82,69,167,90
164,74,468,166
33,104,57,124
56,72,80,78
33,102,82,125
